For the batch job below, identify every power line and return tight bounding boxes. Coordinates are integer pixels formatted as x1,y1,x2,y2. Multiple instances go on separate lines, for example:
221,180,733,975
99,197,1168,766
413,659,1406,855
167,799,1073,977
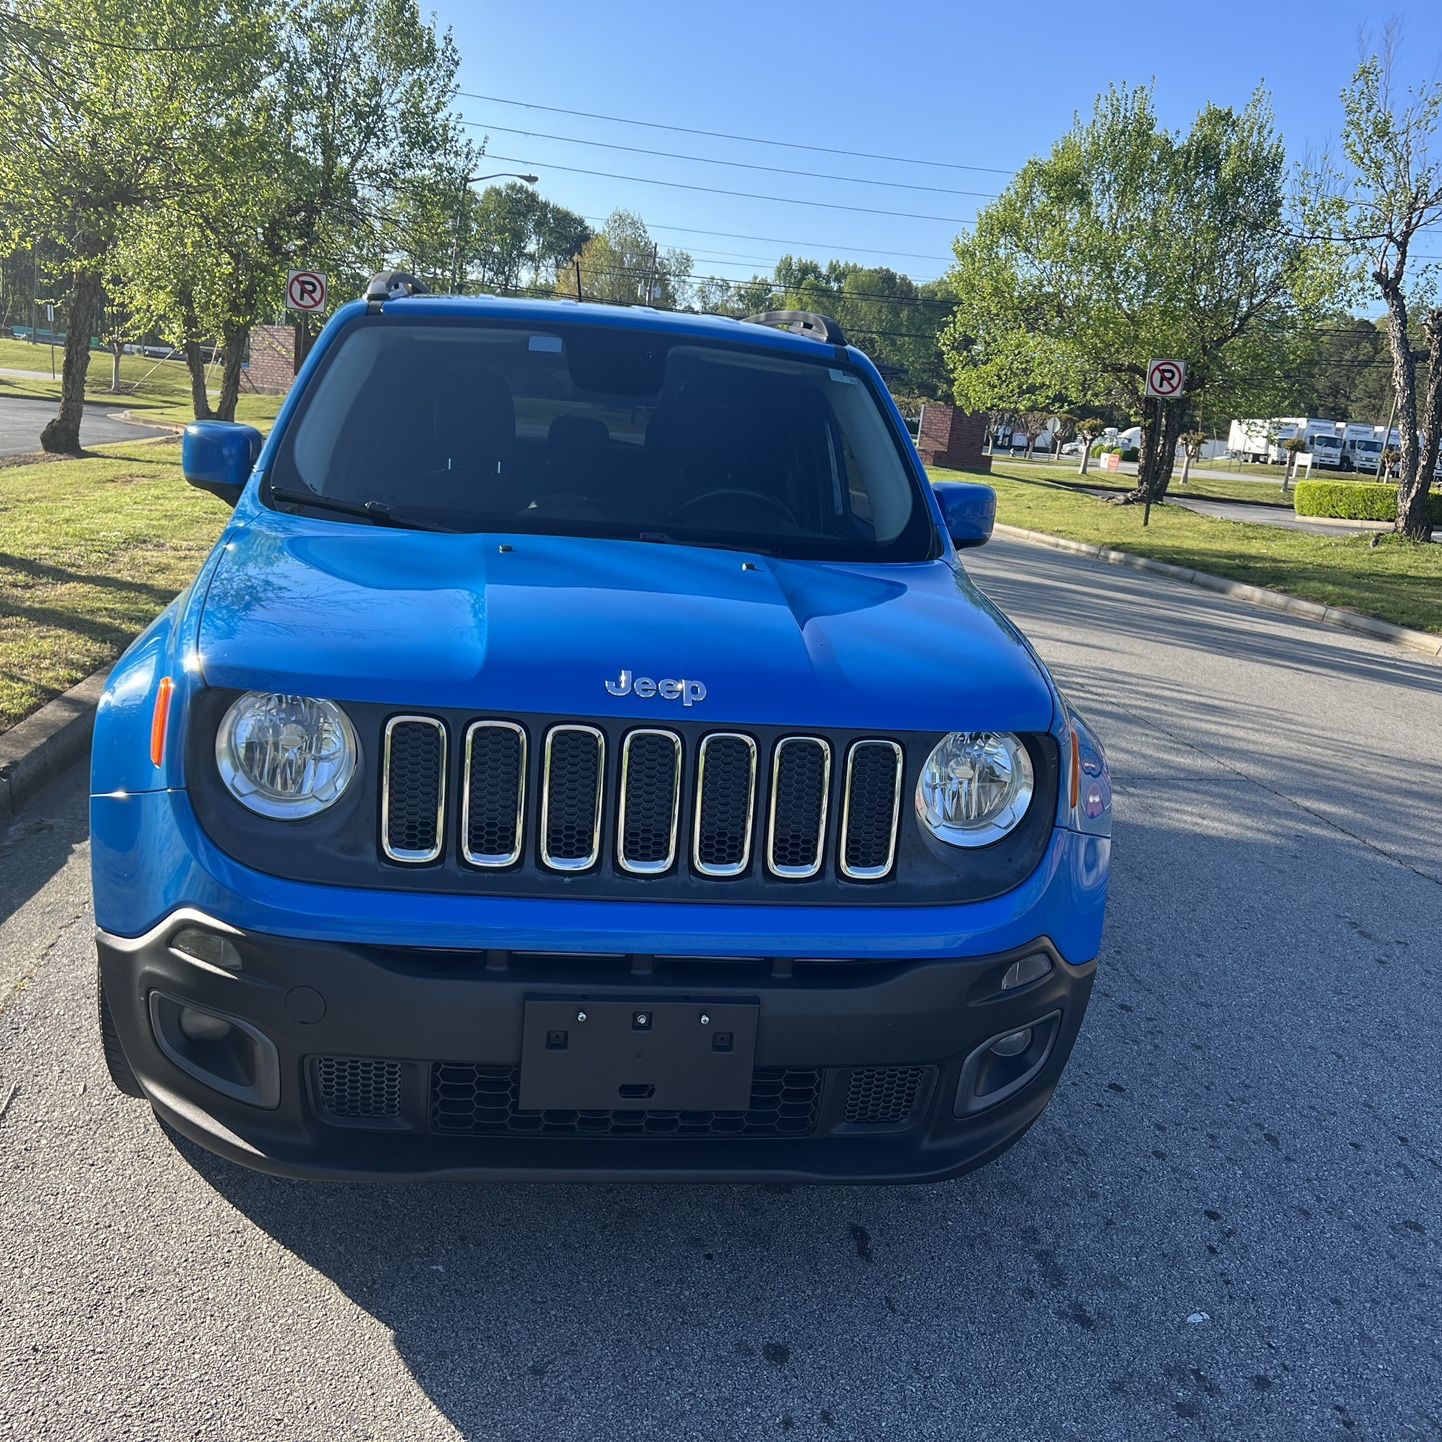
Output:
581,217,952,263
482,154,973,223
460,118,999,199
458,92,1016,177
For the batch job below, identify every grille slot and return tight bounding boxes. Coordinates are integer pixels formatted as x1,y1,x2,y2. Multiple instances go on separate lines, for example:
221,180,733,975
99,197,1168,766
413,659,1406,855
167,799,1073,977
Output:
843,1066,928,1124
382,716,446,862
431,1063,821,1137
313,1056,404,1121
694,732,758,876
462,721,526,867
841,740,905,880
767,737,831,878
541,725,605,871
618,729,682,874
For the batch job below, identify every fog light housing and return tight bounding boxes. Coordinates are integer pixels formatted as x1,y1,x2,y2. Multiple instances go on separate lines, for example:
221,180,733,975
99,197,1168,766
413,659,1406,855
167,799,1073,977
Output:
147,992,280,1108
178,1006,233,1043
990,1028,1032,1057
954,1011,1062,1118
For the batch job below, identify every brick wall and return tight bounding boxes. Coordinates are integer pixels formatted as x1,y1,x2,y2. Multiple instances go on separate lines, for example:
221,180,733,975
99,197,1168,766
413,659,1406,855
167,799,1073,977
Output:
916,404,991,473
243,324,297,395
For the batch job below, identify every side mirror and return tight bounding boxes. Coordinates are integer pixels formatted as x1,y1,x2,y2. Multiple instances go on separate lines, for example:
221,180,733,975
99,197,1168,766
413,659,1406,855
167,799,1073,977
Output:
182,421,262,506
933,480,996,549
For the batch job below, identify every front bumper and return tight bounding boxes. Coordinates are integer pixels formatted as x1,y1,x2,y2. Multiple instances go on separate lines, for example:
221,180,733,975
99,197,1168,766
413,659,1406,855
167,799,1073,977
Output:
98,919,1095,1183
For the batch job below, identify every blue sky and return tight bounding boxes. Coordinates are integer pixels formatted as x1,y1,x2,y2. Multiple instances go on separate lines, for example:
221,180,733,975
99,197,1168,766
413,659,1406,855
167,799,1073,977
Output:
435,0,1442,287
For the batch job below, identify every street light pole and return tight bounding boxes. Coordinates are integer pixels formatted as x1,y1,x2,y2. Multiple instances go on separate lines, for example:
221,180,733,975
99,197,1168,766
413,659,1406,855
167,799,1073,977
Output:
452,171,539,295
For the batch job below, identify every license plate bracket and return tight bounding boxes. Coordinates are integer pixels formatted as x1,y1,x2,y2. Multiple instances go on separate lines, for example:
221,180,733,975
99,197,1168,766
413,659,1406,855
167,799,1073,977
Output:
518,1000,759,1112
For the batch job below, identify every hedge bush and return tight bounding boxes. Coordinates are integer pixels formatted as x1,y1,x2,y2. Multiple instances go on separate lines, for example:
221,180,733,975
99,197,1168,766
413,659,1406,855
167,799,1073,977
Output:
1294,480,1442,524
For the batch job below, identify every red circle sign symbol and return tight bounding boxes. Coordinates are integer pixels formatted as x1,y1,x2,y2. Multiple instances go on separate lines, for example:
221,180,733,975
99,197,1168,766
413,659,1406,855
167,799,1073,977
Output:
286,271,327,312
1148,360,1183,397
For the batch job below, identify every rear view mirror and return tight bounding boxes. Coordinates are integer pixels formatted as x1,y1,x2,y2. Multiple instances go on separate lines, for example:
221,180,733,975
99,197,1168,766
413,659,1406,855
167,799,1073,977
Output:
932,481,997,549
183,421,262,506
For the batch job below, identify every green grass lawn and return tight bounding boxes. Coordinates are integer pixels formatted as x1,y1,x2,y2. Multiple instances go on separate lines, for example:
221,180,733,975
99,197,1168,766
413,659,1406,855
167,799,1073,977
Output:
942,462,1442,636
0,438,229,731
1014,460,1296,507
0,336,285,430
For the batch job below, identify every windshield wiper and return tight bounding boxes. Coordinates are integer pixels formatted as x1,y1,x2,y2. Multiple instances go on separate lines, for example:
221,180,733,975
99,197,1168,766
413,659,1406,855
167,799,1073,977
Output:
267,485,457,533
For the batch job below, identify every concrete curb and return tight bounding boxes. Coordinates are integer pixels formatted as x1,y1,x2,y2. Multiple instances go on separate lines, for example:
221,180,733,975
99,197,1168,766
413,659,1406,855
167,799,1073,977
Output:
0,667,110,819
993,524,1442,661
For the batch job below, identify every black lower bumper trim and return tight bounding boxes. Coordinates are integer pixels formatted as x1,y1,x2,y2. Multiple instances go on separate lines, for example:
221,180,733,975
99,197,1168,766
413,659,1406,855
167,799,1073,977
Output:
97,919,1095,1183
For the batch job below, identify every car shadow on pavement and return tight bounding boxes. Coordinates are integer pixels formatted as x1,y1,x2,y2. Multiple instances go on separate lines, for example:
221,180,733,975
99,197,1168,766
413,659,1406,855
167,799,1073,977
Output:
162,788,1441,1442
0,776,89,929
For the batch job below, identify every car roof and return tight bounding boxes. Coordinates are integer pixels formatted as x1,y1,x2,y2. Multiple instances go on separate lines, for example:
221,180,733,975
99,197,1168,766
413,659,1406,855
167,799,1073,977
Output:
342,292,856,362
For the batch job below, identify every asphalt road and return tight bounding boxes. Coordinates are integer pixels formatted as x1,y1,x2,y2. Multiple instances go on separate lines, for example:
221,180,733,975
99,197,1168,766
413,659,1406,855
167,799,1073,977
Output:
0,395,167,457
2,537,1439,1442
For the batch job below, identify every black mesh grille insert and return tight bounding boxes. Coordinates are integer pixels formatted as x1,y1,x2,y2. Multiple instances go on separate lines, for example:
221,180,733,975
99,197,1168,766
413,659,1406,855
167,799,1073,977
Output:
843,1066,927,1124
843,742,903,878
431,1064,821,1137
464,723,525,865
543,727,603,868
313,1056,404,1119
695,735,755,874
620,731,680,871
384,719,444,860
769,739,829,876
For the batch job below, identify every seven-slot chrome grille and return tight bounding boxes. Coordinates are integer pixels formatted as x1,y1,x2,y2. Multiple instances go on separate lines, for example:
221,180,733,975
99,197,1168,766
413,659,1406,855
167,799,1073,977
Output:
380,718,906,883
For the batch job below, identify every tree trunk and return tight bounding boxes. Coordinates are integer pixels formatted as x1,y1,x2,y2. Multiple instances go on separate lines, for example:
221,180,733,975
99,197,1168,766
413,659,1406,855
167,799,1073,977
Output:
180,288,212,420
1150,405,1183,499
39,269,102,454
1181,450,1193,486
1379,280,1421,534
1078,443,1091,477
110,341,123,392
1402,308,1442,541
215,322,248,421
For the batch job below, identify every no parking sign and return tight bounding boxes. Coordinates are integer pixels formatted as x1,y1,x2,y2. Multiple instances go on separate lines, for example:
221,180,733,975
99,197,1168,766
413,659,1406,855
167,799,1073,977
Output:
285,270,328,313
1146,358,1186,399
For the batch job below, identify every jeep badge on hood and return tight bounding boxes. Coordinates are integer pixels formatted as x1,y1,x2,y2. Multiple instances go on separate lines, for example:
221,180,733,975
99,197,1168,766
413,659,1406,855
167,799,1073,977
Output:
605,670,707,705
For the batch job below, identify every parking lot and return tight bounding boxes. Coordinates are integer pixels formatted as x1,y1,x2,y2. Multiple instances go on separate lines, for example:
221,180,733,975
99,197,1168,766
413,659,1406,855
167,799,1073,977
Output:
1,536,1438,1441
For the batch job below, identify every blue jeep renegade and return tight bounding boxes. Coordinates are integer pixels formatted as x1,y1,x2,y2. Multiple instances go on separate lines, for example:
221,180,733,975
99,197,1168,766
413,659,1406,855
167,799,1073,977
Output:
90,273,1111,1182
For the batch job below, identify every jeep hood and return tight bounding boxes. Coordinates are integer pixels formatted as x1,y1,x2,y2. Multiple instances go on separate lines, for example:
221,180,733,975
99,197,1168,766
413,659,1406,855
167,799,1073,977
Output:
196,519,1055,733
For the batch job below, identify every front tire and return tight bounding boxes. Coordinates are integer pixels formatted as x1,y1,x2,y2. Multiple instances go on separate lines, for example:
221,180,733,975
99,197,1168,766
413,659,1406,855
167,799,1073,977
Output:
97,964,143,1098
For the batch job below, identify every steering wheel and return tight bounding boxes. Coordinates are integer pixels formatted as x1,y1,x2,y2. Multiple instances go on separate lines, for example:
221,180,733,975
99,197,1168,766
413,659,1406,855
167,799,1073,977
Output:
667,488,798,527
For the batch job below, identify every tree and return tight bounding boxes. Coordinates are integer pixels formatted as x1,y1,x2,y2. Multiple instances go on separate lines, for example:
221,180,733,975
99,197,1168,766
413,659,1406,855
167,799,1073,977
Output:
1330,34,1442,539
0,0,268,450
1018,410,1051,459
115,0,467,422
457,181,590,296
565,212,690,309
942,85,1336,505
1179,430,1206,486
1281,434,1307,492
1076,416,1105,476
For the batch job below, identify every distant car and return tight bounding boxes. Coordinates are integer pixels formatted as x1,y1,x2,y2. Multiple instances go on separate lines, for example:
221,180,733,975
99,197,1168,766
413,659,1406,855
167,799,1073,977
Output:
90,273,1113,1184
1059,440,1084,457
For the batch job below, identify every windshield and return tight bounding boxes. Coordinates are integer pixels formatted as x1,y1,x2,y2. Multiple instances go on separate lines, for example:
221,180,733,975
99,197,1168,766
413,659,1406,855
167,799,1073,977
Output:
269,318,935,561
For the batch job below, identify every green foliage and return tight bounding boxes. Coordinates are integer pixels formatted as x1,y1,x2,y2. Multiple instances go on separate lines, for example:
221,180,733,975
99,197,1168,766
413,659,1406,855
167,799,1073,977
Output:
941,84,1335,438
1294,479,1442,523
567,211,690,309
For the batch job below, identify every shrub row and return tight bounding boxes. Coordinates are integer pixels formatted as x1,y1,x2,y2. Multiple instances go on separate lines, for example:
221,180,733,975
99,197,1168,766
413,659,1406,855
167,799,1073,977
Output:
1293,480,1442,524
1089,444,1140,461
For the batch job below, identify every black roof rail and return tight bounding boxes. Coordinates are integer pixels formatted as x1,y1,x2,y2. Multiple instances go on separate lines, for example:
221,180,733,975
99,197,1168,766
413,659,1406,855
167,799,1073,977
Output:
365,270,430,313
742,309,848,347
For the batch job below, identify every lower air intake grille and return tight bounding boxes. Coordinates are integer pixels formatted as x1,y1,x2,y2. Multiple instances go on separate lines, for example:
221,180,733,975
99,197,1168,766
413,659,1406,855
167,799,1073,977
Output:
843,1066,928,1124
431,1064,821,1138
313,1056,404,1120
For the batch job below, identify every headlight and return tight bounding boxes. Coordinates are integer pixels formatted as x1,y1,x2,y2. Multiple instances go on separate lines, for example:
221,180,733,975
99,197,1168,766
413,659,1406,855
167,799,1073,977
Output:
916,731,1034,847
215,692,357,818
